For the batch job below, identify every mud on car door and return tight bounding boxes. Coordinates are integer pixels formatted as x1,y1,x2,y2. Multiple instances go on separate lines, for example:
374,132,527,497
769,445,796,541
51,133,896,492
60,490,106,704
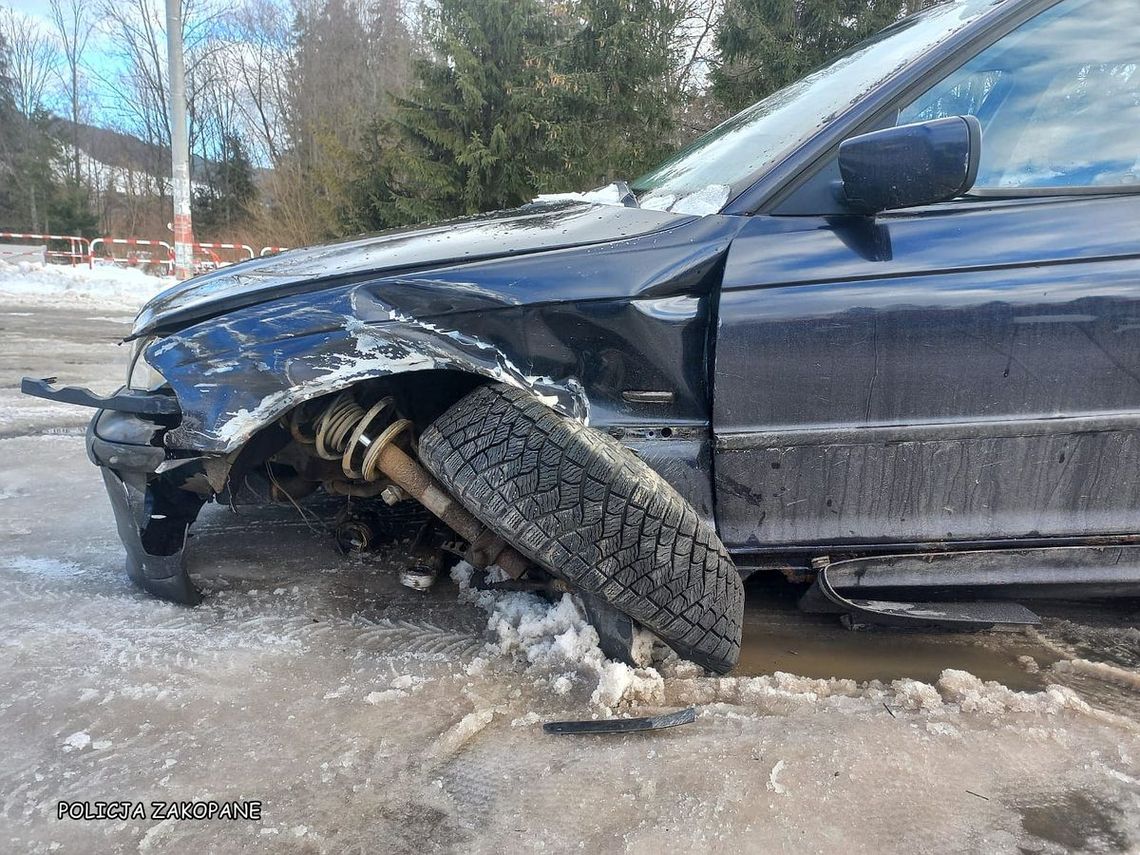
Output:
713,0,1140,553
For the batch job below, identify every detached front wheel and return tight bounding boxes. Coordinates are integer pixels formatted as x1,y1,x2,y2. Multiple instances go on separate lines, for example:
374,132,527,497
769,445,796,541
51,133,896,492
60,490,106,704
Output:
418,384,744,673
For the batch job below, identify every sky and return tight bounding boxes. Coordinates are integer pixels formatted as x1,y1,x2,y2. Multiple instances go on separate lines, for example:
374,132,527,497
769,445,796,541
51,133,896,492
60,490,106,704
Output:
3,0,144,130
6,0,55,24
7,0,45,13
4,0,119,62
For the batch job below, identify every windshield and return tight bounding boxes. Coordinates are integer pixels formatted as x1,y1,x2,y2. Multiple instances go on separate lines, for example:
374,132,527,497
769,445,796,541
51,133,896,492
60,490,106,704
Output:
632,0,1005,213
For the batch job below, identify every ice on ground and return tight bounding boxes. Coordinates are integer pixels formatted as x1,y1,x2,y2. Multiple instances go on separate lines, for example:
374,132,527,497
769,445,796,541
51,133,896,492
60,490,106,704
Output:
365,689,406,704
62,731,91,750
0,557,86,578
767,759,787,795
0,259,170,311
433,709,495,760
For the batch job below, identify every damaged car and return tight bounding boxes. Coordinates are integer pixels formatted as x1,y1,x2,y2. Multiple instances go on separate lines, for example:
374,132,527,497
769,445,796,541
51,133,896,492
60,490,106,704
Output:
24,0,1140,673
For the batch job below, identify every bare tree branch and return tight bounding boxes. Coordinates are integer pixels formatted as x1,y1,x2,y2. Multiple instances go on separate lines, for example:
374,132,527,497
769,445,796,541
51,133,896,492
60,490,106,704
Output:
0,9,59,118
48,0,94,183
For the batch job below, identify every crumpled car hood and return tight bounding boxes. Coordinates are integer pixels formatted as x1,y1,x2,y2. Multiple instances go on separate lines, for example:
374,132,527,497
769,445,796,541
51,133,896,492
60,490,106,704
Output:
133,201,691,338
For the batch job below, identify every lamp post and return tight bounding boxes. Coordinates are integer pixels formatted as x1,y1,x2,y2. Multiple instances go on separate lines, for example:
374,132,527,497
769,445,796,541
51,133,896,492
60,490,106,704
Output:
165,0,193,280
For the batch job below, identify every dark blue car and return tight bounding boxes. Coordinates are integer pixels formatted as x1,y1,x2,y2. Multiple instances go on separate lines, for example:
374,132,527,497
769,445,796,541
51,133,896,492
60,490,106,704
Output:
25,0,1140,671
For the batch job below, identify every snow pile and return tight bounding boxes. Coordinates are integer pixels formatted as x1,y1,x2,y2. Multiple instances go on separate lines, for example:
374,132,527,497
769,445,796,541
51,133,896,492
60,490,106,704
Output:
534,179,734,216
452,563,664,713
656,664,1137,724
662,667,872,716
884,677,945,712
0,259,171,311
532,182,632,208
641,183,732,216
935,669,1092,716
1052,658,1140,691
452,562,1140,724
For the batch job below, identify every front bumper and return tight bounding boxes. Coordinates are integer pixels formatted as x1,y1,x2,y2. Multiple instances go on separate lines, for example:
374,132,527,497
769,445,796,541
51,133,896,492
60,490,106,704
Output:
24,375,210,603
86,404,208,605
22,376,181,417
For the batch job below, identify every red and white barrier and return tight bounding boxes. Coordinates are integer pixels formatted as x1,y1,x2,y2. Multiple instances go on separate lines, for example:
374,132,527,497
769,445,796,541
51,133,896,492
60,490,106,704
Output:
91,237,174,274
0,231,91,267
196,241,255,260
46,234,289,277
1,231,293,273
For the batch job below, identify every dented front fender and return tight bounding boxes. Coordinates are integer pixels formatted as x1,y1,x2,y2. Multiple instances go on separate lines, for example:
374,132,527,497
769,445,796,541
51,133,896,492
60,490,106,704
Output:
150,283,590,454
139,213,742,526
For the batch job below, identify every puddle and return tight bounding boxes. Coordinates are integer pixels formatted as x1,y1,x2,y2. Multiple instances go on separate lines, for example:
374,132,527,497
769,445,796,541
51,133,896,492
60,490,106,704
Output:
1016,790,1134,854
734,575,1139,699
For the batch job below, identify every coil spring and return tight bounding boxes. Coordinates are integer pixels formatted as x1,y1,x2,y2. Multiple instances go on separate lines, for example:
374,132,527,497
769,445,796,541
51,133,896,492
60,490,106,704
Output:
312,390,407,481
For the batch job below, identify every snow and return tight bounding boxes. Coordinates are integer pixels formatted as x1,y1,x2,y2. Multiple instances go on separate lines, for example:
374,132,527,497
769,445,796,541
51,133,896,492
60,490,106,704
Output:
935,669,1090,716
534,180,733,217
641,183,732,216
0,260,171,312
452,562,665,714
62,731,91,750
532,182,630,207
639,193,677,211
433,709,495,759
669,183,732,216
364,689,404,704
766,759,787,795
1052,657,1140,691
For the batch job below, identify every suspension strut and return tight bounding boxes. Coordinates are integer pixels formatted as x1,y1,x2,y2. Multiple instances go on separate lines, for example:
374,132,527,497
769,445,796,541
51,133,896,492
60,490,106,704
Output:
312,391,529,578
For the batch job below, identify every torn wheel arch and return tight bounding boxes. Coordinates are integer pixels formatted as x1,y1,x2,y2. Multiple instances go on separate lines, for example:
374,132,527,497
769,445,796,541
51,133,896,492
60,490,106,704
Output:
148,295,593,456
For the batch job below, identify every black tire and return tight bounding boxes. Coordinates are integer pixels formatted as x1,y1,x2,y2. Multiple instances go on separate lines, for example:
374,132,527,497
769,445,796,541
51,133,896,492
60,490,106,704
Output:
418,383,744,673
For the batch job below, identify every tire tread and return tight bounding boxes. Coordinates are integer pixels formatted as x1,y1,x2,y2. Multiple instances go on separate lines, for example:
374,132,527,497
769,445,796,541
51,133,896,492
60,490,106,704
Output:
419,384,744,672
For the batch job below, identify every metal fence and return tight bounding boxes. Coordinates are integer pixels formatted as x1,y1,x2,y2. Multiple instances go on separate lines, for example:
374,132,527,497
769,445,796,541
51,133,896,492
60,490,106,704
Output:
0,232,92,267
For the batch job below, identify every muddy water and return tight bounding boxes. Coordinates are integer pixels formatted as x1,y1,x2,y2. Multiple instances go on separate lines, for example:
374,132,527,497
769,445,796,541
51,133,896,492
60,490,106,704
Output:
734,575,1139,700
1016,791,1136,853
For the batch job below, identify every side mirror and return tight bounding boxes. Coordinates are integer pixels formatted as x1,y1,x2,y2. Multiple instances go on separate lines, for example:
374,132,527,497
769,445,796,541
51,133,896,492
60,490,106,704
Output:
838,115,981,215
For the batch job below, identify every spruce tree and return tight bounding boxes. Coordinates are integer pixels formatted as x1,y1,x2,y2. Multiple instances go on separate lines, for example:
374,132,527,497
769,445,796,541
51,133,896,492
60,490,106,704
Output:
352,0,690,230
712,0,930,113
47,179,98,238
547,0,683,190
192,134,258,237
352,0,558,230
11,111,62,233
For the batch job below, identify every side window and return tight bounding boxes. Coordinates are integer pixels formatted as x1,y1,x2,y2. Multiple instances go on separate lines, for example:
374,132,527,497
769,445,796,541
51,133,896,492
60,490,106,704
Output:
898,0,1140,191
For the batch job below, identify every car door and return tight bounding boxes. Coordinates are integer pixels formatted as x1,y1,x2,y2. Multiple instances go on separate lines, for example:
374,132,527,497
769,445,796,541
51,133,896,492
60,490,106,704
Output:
713,0,1140,553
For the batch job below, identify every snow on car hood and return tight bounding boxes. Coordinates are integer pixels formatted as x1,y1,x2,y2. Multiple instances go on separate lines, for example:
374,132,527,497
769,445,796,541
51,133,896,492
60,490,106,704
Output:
535,181,733,216
132,200,692,338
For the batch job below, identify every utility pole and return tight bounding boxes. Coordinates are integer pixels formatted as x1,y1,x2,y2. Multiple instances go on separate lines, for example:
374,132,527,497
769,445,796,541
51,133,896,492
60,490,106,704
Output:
165,0,193,280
